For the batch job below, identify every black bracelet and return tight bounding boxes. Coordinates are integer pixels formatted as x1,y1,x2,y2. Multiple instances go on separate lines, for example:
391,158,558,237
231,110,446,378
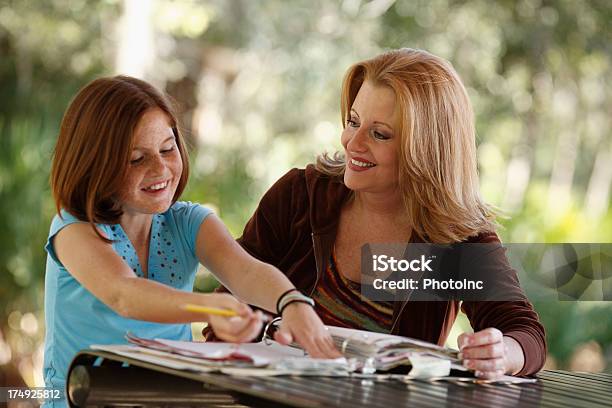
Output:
279,298,315,315
276,288,299,315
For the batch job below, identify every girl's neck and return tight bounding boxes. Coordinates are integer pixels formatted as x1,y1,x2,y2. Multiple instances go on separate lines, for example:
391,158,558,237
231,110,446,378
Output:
119,213,153,246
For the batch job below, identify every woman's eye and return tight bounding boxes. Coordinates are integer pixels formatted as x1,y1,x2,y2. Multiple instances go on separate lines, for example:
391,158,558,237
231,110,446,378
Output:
161,146,175,154
130,157,144,165
347,118,359,127
373,131,390,140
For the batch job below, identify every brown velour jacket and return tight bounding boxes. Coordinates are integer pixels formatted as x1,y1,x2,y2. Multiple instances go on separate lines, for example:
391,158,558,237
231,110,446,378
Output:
206,165,547,376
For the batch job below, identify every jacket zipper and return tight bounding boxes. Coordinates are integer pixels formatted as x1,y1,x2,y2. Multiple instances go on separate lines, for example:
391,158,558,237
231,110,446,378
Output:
309,232,323,296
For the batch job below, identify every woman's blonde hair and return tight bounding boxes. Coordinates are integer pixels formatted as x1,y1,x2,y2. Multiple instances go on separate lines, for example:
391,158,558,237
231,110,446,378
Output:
317,48,497,243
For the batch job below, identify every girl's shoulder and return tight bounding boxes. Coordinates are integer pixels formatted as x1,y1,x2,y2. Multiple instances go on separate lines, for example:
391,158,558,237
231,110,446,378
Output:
49,210,116,237
160,201,213,246
163,201,213,221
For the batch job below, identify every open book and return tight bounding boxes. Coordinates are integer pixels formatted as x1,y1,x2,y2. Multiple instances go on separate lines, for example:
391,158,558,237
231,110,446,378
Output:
89,327,536,384
91,332,352,377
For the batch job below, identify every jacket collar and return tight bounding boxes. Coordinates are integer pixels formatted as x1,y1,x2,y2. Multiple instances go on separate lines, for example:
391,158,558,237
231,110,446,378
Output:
304,165,352,234
303,165,416,334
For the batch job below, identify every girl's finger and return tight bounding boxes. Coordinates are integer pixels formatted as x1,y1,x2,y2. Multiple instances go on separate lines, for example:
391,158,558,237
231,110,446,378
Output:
233,312,263,342
273,326,293,345
294,330,324,358
210,320,234,342
313,333,341,358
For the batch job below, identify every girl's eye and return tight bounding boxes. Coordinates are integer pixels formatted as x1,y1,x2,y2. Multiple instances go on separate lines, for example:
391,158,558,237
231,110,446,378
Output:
130,157,144,165
161,146,175,154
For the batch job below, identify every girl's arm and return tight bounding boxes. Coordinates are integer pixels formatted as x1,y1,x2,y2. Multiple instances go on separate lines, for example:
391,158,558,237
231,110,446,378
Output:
195,215,293,312
195,214,340,358
54,222,261,342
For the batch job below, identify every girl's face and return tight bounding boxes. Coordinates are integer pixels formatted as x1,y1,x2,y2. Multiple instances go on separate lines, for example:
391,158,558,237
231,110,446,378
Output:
341,80,400,195
117,108,183,218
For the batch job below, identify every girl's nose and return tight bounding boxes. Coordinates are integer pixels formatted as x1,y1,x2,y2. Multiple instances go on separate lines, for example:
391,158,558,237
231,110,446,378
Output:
148,154,166,175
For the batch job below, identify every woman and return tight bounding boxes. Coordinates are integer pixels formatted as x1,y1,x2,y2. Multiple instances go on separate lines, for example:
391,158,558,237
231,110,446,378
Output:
208,48,546,378
44,76,338,405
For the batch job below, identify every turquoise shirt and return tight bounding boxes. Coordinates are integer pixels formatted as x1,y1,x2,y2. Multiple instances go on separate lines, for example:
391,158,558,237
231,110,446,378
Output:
43,201,212,405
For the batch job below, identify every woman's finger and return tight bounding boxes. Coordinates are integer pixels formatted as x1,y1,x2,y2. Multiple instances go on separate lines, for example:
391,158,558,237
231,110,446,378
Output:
460,328,502,348
465,357,505,372
457,333,469,349
461,342,504,359
475,369,505,380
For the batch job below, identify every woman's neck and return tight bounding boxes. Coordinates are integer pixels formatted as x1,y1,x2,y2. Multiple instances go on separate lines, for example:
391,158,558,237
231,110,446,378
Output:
353,190,407,221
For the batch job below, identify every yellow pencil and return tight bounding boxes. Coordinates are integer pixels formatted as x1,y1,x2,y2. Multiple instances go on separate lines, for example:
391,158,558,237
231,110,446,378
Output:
182,303,237,317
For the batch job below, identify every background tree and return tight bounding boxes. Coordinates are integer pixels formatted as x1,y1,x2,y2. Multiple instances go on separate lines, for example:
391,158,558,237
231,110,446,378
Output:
0,0,610,386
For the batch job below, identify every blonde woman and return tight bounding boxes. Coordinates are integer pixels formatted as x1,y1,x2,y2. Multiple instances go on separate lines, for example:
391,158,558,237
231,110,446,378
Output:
208,48,546,378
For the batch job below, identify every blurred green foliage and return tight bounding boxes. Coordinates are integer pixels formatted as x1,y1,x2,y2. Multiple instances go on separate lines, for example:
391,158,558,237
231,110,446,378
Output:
0,0,610,385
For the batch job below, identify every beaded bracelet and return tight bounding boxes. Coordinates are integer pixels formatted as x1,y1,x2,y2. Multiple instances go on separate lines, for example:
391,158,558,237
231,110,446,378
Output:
277,291,315,315
275,288,299,315
279,298,315,315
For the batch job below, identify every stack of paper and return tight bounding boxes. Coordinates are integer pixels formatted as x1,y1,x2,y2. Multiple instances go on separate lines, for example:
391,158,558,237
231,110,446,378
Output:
323,327,536,383
91,334,352,377
325,326,462,372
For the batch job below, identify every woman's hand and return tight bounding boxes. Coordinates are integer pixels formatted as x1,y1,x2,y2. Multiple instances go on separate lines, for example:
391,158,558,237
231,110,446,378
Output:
273,303,342,358
203,293,264,343
458,328,525,379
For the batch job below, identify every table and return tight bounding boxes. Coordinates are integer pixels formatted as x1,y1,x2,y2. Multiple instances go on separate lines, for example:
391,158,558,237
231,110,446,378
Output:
66,350,612,407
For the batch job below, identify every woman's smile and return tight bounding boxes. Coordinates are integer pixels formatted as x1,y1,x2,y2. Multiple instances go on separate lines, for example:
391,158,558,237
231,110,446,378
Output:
347,157,377,171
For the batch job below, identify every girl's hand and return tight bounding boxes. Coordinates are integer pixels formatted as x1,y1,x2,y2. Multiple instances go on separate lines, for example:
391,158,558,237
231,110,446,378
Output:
203,293,264,343
273,303,342,358
459,328,524,379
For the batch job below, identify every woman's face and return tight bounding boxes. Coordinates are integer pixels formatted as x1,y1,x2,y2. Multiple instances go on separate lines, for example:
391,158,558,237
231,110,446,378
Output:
117,108,183,218
341,80,400,195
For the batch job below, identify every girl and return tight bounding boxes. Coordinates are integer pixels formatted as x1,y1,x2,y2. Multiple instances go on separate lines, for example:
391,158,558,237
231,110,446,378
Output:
44,76,339,402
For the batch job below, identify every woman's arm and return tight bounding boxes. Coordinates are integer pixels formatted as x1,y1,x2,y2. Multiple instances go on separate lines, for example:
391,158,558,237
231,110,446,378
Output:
54,222,262,342
461,299,545,377
459,239,546,377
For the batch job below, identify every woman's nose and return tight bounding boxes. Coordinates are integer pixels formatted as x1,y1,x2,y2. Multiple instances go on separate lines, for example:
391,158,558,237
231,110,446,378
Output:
346,127,368,152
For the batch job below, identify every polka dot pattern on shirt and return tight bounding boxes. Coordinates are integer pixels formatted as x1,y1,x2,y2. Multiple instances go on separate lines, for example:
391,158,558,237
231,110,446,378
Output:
111,214,185,285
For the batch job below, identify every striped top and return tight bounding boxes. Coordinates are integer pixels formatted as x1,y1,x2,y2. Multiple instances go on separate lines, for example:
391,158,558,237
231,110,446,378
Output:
312,248,394,333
